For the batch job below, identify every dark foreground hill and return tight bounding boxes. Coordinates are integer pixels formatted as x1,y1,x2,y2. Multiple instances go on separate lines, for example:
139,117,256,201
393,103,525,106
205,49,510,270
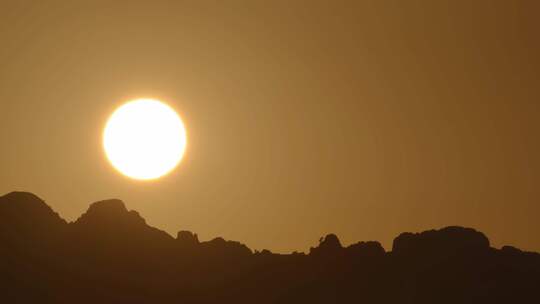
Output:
1,192,539,303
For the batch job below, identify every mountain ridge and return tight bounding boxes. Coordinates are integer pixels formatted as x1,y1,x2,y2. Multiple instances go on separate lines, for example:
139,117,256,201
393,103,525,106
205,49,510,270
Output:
0,191,502,253
1,191,539,303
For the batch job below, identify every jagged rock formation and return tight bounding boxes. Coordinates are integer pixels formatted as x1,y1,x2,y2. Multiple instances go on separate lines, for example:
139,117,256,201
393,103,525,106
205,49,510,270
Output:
1,191,539,303
177,230,200,245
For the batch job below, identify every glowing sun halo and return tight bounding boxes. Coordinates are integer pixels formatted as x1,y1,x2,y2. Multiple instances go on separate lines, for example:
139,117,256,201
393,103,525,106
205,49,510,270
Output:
103,99,187,180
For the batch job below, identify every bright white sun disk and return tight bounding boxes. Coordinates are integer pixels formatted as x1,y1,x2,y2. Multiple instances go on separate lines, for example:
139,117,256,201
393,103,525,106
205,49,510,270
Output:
103,99,187,180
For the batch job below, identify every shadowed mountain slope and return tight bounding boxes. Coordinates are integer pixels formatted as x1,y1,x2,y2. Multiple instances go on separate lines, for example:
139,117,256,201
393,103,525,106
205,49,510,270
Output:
0,192,538,303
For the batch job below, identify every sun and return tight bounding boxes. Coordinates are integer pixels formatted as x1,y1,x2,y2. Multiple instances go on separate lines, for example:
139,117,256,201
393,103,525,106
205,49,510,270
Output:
103,99,187,180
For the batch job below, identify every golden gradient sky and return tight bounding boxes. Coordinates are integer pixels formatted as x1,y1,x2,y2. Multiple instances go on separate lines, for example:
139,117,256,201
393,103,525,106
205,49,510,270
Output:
1,1,539,253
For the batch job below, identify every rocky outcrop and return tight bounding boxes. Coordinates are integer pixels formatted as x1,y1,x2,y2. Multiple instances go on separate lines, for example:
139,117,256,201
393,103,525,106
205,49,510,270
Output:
73,199,146,227
346,240,385,257
200,237,252,257
177,230,200,245
309,233,342,256
392,226,490,256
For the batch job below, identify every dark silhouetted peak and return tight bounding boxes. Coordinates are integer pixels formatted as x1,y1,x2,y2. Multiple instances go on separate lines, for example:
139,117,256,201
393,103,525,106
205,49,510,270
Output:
392,226,490,256
200,237,252,257
500,245,540,259
0,192,66,253
346,241,385,257
310,233,343,256
85,199,128,217
256,249,273,256
501,245,522,255
0,191,66,229
1,191,60,217
74,199,145,227
178,230,199,243
71,199,174,248
2,191,43,204
321,234,342,248
177,230,200,246
208,236,226,245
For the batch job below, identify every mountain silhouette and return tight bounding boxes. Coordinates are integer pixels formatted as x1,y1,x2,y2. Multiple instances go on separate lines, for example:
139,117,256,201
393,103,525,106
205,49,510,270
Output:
1,191,538,303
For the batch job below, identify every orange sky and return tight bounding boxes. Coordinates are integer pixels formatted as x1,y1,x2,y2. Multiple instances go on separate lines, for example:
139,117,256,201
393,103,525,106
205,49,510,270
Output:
1,1,538,253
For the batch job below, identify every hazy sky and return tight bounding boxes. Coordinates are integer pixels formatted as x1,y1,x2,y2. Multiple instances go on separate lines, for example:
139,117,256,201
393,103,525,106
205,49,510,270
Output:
1,1,538,253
